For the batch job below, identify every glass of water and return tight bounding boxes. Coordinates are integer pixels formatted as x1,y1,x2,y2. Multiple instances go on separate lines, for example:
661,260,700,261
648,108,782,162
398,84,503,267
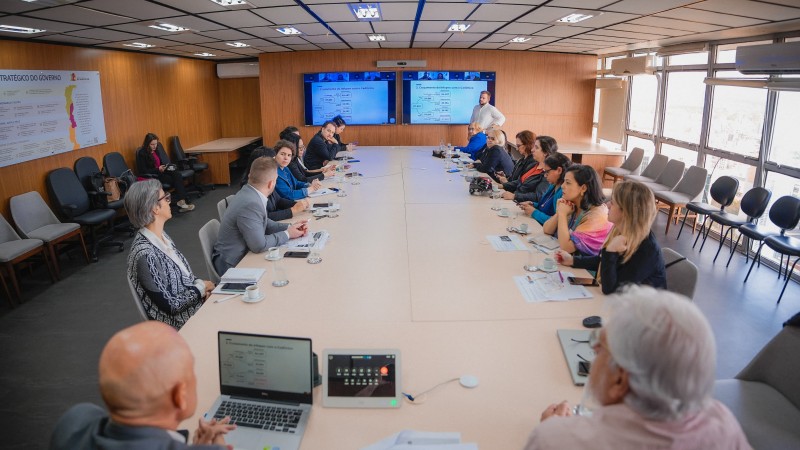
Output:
524,248,537,272
272,259,289,287
490,185,501,211
307,235,322,264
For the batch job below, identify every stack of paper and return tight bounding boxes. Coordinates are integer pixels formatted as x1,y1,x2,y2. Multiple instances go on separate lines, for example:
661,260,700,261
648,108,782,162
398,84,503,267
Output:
308,188,335,198
362,431,478,450
284,230,329,251
220,267,265,283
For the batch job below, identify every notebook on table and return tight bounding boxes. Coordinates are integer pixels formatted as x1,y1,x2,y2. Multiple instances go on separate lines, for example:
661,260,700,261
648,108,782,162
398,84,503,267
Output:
204,332,314,450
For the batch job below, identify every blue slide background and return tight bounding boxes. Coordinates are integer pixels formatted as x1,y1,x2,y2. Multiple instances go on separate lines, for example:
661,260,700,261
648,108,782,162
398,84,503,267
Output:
310,81,390,125
408,80,487,124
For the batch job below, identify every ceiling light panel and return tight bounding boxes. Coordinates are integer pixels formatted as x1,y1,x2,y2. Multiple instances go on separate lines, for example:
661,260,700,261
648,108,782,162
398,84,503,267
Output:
149,23,188,32
123,42,155,48
225,41,249,47
368,34,386,41
349,3,381,21
275,26,301,35
447,21,472,32
0,24,46,34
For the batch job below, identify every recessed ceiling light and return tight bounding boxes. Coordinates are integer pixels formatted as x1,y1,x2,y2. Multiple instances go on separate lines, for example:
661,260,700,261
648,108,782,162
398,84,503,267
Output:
0,25,46,34
194,52,216,57
149,23,188,32
368,34,386,42
556,12,597,24
509,36,530,43
349,3,381,21
275,26,301,35
123,42,155,48
226,42,250,48
209,0,247,6
447,21,472,32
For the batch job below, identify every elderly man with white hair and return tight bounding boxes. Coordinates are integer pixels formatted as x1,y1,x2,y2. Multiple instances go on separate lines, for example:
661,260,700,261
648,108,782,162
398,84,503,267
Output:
524,286,751,449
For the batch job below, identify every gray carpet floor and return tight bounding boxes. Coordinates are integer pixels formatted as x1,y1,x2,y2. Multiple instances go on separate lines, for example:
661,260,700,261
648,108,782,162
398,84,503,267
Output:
1,180,798,449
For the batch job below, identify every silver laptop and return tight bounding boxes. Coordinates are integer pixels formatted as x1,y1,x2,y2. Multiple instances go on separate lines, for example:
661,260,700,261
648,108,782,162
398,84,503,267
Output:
204,332,313,450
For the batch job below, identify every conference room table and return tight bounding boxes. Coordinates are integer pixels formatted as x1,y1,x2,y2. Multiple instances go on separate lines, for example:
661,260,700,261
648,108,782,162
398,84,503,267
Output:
186,136,261,185
179,147,605,449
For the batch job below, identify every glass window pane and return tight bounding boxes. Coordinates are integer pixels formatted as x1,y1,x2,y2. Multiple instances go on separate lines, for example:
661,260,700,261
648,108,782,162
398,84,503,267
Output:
769,91,800,169
628,75,658,133
759,172,800,271
605,56,625,70
593,88,600,123
716,40,772,64
663,72,706,143
597,58,602,71
625,135,655,174
661,143,698,167
668,52,708,65
702,155,755,212
707,71,767,158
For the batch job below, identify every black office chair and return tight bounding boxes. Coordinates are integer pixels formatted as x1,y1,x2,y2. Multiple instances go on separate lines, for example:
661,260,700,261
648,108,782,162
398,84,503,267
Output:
74,156,134,236
744,196,800,303
677,175,738,242
46,168,124,262
102,152,137,195
172,136,214,192
700,187,771,262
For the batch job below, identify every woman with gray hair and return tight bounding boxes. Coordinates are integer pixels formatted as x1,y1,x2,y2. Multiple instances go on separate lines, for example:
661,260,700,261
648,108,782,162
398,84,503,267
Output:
125,179,214,329
524,285,750,449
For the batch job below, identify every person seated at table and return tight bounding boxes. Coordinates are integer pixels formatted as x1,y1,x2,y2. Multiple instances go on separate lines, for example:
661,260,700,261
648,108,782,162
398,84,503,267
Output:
519,152,572,225
274,140,323,200
50,321,235,450
502,135,558,203
304,121,339,170
332,115,354,152
454,122,487,160
280,127,336,183
135,133,194,212
241,145,308,221
468,128,513,183
524,286,750,450
497,130,537,188
554,181,666,294
542,164,611,257
124,180,214,330
212,157,307,275
502,130,522,161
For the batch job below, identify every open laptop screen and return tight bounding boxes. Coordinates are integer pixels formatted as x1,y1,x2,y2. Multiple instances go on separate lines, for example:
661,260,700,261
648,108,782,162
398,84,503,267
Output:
218,332,313,402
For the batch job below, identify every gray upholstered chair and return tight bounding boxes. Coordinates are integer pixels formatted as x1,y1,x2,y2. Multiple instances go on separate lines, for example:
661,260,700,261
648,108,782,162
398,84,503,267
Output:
640,159,686,193
714,325,800,449
0,214,53,305
126,275,149,321
603,147,644,183
662,248,698,300
199,219,221,284
654,165,708,234
217,195,235,221
9,191,89,279
623,153,669,184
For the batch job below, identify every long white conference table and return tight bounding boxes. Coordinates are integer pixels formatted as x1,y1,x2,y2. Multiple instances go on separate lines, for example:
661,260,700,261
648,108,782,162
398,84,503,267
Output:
179,147,603,449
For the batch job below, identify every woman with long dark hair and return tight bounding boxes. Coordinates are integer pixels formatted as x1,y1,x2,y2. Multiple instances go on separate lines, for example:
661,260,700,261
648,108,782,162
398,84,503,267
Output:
135,133,193,212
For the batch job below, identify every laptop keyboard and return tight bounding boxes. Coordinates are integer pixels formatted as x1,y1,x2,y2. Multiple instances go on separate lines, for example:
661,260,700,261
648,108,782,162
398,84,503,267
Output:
214,400,302,433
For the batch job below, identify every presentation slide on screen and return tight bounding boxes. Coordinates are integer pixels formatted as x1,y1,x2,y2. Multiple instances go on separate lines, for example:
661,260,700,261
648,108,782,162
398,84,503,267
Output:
407,80,487,124
309,81,391,125
220,334,311,394
0,70,106,168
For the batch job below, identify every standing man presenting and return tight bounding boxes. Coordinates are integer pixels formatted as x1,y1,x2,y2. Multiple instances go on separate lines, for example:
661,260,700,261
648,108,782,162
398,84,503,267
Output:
469,90,505,131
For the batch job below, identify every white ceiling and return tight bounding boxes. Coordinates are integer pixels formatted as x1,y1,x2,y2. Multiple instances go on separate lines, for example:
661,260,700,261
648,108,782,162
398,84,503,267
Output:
1,0,799,60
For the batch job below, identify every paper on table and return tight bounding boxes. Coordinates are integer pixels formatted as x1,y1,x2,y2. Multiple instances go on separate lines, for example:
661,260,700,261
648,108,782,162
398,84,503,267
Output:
219,267,265,283
486,235,527,252
308,188,334,198
514,272,593,303
284,230,329,251
530,234,560,250
309,202,340,211
360,430,477,450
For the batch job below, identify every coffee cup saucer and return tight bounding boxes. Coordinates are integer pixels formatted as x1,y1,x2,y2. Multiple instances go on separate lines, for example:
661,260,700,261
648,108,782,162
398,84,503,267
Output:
264,254,282,261
539,266,558,273
241,293,265,303
498,212,510,217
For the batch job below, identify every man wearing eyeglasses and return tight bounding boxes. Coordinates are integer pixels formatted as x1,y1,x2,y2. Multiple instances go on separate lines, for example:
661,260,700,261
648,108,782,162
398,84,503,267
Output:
524,286,750,449
469,91,505,131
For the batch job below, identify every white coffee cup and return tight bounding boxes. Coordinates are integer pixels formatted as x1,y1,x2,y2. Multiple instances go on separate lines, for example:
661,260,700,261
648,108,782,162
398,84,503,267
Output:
542,257,557,271
244,285,261,301
313,209,326,217
499,208,510,217
267,247,280,259
519,223,529,233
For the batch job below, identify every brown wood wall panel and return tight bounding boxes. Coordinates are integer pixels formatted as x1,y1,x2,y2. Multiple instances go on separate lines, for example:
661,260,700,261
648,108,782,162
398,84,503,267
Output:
259,49,595,149
219,77,262,137
0,41,223,219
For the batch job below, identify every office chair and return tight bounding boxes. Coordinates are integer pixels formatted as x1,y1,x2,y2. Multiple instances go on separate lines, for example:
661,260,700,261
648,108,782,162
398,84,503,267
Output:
46,168,124,262
74,156,134,236
102,152,137,195
199,219,221,284
0,213,54,305
9,191,89,279
702,187,771,258
623,154,669,184
653,165,707,234
126,275,149,321
603,147,644,184
662,248,698,300
676,175,739,241
172,136,214,193
217,195,235,221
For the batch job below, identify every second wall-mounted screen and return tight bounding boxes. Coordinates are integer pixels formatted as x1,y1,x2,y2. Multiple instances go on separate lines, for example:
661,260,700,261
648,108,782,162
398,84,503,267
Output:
303,71,397,126
402,71,496,125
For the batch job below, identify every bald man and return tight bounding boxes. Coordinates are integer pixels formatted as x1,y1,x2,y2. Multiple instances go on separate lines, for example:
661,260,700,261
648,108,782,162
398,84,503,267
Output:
50,322,235,450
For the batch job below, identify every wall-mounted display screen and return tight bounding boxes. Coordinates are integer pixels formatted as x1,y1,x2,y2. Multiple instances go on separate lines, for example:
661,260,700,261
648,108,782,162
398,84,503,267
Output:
402,71,496,124
303,71,397,126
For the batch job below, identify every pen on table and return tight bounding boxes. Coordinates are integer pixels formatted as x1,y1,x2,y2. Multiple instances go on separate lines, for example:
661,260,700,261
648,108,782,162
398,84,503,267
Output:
558,271,564,282
527,275,535,284
214,293,241,303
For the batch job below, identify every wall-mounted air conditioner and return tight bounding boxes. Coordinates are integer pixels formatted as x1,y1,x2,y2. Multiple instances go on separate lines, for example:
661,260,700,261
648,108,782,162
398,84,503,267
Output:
216,62,259,79
736,41,800,74
610,56,655,76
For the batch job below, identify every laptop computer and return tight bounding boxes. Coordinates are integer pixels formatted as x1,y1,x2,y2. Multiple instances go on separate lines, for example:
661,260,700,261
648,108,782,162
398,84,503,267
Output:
204,332,313,450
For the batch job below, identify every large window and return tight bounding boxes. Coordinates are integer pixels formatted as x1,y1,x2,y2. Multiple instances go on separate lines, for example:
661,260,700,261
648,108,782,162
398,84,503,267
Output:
668,52,708,65
661,143,698,167
716,41,771,64
625,135,655,174
703,155,756,213
769,91,800,169
707,71,767,157
663,71,706,144
628,75,658,134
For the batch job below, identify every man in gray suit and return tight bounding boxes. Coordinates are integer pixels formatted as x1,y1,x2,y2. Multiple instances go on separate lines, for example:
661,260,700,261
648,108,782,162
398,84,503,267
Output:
50,321,234,449
212,157,307,275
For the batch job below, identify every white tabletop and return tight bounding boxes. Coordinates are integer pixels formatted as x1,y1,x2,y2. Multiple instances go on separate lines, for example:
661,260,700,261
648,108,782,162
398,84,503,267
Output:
179,147,604,449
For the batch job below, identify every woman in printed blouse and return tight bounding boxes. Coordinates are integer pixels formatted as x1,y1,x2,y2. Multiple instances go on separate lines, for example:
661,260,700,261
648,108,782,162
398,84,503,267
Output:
519,152,572,225
542,164,612,257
